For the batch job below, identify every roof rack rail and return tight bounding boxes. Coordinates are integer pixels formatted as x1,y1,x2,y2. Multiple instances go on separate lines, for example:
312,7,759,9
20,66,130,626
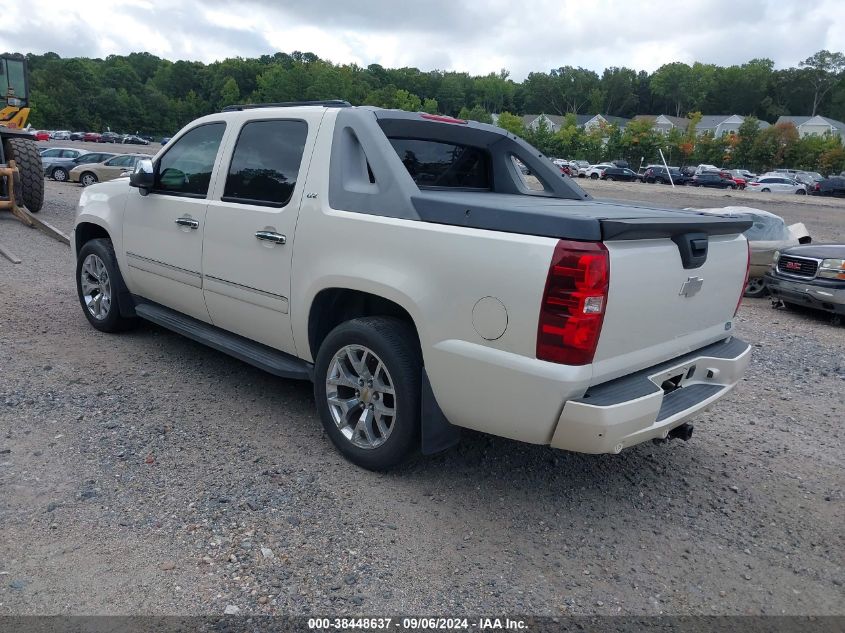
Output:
221,100,352,112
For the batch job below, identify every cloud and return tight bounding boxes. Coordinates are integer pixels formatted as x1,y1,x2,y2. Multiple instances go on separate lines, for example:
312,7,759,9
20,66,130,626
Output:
1,0,844,79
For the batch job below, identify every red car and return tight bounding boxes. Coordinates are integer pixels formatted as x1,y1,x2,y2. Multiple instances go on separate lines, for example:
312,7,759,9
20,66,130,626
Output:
83,132,102,142
34,130,50,141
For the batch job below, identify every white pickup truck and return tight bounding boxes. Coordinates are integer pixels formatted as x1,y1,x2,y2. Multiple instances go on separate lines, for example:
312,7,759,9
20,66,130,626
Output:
72,101,752,470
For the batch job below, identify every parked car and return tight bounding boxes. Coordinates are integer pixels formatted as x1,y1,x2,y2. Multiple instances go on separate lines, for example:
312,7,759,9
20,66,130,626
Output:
570,160,590,178
72,103,752,469
745,176,807,195
122,134,150,145
691,173,738,189
50,130,71,140
727,169,756,181
83,132,102,142
69,153,147,186
552,158,573,176
793,171,823,186
812,176,845,197
694,164,719,175
600,166,639,181
584,163,613,179
50,152,117,182
41,147,89,181
643,166,689,185
766,244,845,322
33,130,51,141
693,207,811,297
70,132,86,141
99,131,124,144
610,159,629,169
160,136,172,145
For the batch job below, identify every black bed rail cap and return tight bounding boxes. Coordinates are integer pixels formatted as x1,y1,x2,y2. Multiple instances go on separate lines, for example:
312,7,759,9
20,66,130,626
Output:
221,100,352,112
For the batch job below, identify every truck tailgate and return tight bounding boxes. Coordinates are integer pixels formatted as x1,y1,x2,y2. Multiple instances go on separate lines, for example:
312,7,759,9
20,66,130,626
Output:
592,233,747,384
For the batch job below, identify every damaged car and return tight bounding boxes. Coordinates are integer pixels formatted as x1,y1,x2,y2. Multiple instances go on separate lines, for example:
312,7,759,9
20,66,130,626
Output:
690,207,811,297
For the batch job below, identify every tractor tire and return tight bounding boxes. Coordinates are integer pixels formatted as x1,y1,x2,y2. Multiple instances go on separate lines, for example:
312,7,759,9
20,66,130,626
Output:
3,137,45,212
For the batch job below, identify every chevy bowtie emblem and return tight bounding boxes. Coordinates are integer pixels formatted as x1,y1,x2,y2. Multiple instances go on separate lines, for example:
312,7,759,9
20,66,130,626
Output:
679,276,704,297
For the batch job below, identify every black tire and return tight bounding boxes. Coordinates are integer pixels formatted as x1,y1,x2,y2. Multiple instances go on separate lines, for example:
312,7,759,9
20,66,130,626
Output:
761,188,770,193
3,136,45,212
314,317,422,470
590,173,599,180
744,277,768,298
75,238,138,333
796,189,806,195
80,171,98,187
52,166,69,182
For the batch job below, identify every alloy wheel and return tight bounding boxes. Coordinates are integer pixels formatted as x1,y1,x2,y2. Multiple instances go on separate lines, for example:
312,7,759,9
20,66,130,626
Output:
79,254,112,320
325,345,396,450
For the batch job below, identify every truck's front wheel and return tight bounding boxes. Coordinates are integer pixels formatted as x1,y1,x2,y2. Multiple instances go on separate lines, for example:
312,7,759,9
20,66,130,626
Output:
3,137,45,212
314,317,421,470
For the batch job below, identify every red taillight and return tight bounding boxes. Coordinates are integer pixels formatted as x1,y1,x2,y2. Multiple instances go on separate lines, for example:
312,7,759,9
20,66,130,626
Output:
420,113,467,124
537,240,609,365
734,238,751,316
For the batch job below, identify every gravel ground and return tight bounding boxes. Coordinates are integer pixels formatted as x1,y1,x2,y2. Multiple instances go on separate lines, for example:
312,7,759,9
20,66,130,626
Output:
0,179,843,616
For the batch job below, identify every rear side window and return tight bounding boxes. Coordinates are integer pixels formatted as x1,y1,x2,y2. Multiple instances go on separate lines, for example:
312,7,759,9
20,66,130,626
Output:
223,119,308,207
389,138,490,189
156,122,225,197
105,155,133,167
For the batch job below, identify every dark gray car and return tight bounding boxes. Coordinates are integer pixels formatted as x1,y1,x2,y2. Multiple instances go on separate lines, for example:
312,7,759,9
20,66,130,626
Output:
41,147,89,181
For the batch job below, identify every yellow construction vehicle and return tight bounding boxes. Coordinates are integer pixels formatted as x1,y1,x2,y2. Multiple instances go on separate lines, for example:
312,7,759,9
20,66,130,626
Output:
1,55,45,214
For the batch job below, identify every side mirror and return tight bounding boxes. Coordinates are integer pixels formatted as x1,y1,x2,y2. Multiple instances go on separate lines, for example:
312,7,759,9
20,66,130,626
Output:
129,159,154,195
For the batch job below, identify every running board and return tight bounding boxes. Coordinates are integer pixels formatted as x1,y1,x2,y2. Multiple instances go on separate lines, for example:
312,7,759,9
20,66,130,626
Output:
134,301,312,381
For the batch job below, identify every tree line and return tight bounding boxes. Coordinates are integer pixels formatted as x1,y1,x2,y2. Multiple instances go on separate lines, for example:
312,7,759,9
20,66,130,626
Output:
8,48,845,172
498,113,845,175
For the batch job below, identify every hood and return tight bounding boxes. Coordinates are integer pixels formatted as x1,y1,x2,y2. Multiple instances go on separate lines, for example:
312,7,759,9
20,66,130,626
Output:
782,244,845,259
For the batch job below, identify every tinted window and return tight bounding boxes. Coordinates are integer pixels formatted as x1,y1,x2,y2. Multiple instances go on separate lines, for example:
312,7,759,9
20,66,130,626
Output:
156,122,225,196
223,120,308,207
389,138,490,189
78,153,110,164
105,155,134,167
41,149,62,158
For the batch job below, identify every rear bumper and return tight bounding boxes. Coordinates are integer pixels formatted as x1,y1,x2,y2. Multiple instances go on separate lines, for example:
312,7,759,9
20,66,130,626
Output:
551,337,751,454
765,274,845,314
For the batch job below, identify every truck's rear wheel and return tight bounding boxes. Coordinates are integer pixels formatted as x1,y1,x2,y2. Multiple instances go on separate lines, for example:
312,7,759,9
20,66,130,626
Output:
314,317,421,470
3,137,44,212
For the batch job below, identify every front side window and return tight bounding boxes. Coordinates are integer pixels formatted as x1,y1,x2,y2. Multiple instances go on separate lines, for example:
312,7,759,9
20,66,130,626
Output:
389,138,490,189
41,149,62,158
222,119,308,207
156,122,225,197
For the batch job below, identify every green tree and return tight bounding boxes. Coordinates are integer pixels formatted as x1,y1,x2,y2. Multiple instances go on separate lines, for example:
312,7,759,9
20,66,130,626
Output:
732,117,762,169
218,77,240,109
650,63,691,117
422,98,439,114
799,50,845,115
457,105,492,124
495,111,525,136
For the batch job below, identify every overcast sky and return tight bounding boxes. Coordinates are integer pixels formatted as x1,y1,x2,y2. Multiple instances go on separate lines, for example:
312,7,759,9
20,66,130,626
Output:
3,0,844,79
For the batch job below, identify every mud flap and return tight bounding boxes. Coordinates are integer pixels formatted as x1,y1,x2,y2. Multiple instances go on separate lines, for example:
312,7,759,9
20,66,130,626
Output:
421,369,461,455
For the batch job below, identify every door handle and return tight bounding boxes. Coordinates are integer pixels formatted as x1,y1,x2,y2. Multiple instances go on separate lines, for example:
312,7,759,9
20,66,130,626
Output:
175,217,199,229
255,230,286,245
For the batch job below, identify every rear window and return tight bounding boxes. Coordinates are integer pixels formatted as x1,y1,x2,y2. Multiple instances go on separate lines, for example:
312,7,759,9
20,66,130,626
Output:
389,138,490,189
